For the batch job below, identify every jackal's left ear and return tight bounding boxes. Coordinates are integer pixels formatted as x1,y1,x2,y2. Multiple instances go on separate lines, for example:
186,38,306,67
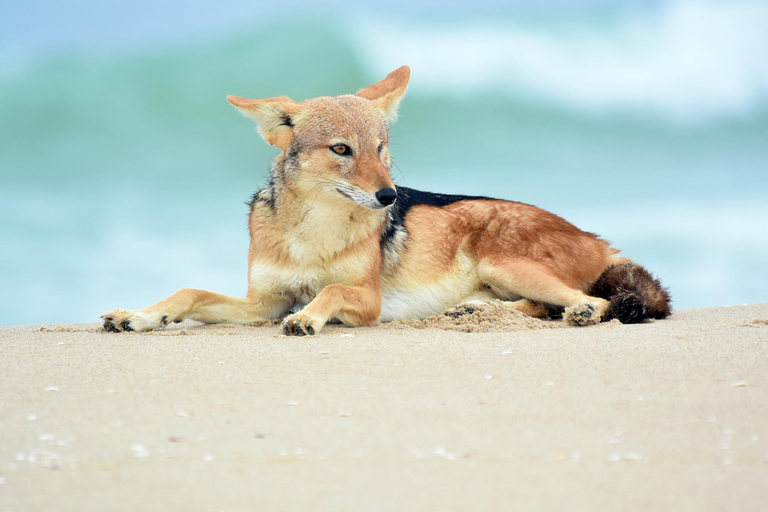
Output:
226,95,301,151
356,65,410,124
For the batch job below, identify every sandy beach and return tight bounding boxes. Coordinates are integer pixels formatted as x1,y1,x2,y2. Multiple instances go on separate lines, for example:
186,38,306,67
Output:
1,303,767,511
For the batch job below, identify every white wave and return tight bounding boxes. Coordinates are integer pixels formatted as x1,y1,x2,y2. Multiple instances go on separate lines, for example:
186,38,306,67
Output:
351,0,768,122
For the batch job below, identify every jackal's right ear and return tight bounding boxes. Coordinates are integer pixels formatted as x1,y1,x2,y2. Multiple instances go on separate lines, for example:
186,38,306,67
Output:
226,95,301,151
356,65,410,124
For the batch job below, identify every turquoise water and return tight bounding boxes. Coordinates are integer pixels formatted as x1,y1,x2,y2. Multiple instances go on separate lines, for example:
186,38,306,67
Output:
2,6,767,325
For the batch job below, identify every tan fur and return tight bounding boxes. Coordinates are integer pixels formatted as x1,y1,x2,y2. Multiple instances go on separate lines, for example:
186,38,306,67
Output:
102,65,625,335
356,65,410,122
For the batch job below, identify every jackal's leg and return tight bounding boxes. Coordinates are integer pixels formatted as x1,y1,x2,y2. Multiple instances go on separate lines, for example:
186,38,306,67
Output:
455,298,550,318
282,284,380,336
505,298,551,318
102,289,291,332
478,258,609,326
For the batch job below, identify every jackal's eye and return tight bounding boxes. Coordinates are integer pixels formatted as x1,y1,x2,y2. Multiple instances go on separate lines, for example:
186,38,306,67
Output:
378,143,384,154
330,144,352,156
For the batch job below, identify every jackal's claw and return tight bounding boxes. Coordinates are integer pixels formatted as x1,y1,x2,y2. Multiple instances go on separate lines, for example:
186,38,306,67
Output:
101,309,168,332
282,316,315,336
102,316,118,332
101,312,131,333
564,303,598,327
445,304,478,318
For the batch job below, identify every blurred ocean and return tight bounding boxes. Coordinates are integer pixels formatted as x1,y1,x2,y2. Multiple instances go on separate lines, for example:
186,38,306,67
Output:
1,0,767,325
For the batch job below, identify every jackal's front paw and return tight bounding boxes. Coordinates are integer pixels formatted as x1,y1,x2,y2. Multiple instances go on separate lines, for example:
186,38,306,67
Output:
281,313,321,336
564,303,601,327
102,309,170,332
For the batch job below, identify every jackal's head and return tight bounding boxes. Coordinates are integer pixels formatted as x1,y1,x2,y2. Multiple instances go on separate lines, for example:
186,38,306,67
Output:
227,66,409,210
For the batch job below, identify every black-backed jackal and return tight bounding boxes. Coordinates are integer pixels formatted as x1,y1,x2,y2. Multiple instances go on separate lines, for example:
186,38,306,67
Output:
103,66,670,336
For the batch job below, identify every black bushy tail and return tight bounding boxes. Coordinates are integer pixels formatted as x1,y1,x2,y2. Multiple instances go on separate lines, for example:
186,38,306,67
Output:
588,262,672,324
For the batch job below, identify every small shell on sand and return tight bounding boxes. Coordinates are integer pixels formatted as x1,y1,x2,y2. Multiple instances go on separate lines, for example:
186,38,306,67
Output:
131,443,150,458
45,386,59,392
731,381,748,387
431,446,460,460
622,452,643,461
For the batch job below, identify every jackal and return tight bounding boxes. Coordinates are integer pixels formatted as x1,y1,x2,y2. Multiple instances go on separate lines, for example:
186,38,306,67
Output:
102,66,670,336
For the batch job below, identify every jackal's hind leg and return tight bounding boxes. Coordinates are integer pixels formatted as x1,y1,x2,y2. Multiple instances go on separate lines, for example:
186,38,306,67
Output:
452,298,550,319
477,258,609,326
102,289,289,332
506,298,550,318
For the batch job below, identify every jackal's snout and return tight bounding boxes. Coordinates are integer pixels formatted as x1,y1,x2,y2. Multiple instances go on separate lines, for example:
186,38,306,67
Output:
375,188,398,206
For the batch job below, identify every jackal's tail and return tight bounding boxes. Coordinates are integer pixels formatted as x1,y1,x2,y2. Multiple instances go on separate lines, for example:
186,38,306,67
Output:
588,261,672,324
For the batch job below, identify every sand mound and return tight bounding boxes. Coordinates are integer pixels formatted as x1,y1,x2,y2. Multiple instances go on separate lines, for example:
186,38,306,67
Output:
384,300,566,333
39,325,101,333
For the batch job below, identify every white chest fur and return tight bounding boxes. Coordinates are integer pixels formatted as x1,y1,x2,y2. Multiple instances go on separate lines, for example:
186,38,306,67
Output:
281,199,381,262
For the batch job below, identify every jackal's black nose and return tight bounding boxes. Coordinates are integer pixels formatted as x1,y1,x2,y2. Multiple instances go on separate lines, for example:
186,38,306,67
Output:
375,188,398,206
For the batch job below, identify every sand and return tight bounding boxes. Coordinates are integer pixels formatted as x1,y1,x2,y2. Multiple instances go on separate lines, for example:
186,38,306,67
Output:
1,303,767,511
386,300,566,332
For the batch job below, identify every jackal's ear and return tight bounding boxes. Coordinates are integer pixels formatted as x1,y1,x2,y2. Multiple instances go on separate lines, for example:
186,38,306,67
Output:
226,95,301,151
356,65,410,124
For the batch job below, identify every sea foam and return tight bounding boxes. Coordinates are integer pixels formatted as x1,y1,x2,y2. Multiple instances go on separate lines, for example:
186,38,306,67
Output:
352,0,768,122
